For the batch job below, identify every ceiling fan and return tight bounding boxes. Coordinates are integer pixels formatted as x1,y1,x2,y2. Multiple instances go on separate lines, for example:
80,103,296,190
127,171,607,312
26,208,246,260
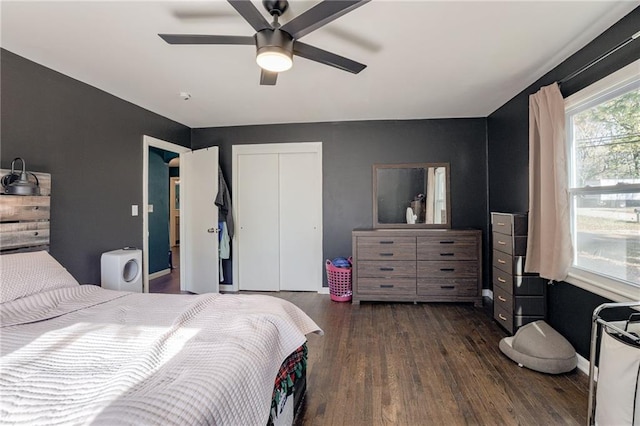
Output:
159,0,370,86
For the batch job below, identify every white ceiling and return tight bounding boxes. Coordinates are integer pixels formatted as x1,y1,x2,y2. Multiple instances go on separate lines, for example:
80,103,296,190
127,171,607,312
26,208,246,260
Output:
1,1,637,128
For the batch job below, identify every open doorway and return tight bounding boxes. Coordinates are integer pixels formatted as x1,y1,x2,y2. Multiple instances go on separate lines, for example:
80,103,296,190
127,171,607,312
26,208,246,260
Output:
143,136,220,294
148,148,181,294
142,136,189,294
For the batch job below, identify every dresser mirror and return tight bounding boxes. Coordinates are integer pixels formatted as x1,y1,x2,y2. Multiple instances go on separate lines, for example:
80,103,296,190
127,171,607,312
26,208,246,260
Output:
373,162,451,229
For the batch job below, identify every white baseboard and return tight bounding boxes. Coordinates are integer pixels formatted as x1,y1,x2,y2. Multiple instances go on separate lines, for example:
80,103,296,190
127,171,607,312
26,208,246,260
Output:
149,268,170,280
318,287,330,295
219,283,236,293
577,353,596,378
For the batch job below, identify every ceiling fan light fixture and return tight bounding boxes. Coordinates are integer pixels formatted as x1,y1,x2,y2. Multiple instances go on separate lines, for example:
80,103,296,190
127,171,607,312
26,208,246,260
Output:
256,46,293,72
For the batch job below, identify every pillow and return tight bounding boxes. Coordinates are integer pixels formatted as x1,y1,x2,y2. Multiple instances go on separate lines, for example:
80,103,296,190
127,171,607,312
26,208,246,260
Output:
0,251,79,303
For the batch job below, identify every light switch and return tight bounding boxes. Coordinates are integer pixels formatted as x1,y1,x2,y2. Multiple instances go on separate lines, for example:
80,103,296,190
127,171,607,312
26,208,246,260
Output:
148,204,154,213
131,205,138,216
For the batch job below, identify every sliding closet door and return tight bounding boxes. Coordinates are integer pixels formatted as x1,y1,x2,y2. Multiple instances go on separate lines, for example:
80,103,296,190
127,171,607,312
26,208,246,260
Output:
279,152,322,291
233,143,322,292
236,152,280,291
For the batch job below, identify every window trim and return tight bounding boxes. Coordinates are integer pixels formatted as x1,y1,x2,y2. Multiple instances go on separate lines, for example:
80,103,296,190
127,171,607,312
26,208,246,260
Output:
564,58,640,303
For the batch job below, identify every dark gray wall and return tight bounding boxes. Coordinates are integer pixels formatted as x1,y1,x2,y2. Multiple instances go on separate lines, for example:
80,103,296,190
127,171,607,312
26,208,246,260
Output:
487,7,640,357
1,49,191,284
148,147,170,274
192,118,489,287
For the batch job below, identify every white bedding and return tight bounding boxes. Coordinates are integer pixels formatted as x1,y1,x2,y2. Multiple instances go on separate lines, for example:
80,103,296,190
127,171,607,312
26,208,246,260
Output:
0,286,322,425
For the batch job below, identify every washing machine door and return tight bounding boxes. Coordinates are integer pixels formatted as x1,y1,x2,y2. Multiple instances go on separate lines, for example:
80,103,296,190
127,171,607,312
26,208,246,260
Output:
123,259,140,283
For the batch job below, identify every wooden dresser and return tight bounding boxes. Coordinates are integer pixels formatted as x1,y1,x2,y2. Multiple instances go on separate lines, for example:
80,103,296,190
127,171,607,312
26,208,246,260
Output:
351,229,482,306
491,212,546,334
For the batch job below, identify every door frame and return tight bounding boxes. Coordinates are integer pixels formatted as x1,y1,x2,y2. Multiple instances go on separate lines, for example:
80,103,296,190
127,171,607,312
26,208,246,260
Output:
232,142,323,293
142,135,190,293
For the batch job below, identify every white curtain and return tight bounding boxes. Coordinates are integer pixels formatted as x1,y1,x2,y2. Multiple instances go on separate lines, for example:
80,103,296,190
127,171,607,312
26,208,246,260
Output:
525,82,573,281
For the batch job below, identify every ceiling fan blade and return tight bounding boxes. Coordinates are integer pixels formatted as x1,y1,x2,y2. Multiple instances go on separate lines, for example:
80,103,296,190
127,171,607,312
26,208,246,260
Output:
293,42,366,74
227,0,272,32
280,0,370,40
260,69,278,86
159,34,255,45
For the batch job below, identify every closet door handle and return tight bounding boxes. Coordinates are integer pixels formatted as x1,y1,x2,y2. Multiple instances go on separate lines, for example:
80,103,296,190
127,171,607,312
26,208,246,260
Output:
207,228,219,233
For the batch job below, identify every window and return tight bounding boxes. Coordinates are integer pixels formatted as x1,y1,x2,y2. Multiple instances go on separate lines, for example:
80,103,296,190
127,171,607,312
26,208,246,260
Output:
565,60,640,301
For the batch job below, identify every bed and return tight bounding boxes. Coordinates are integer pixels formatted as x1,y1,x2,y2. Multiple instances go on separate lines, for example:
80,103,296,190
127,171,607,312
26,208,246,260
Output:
0,250,322,425
0,169,322,425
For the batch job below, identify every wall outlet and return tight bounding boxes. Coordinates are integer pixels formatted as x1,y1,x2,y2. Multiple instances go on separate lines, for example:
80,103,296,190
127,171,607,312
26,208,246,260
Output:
131,205,138,216
148,204,154,213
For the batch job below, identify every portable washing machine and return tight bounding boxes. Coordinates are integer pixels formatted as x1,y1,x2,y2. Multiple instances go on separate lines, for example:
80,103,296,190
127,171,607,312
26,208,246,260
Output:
101,248,142,292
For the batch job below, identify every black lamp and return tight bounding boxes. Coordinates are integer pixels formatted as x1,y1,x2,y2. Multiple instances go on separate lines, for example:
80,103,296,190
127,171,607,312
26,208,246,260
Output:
1,158,40,196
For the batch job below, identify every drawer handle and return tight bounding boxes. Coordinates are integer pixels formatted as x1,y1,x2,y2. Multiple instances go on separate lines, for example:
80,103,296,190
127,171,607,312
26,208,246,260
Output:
379,241,394,244
497,277,506,283
498,314,507,321
380,284,394,288
498,240,506,245
34,231,39,236
380,267,394,271
497,222,505,226
440,253,454,256
439,241,455,244
440,268,455,272
380,253,394,257
498,296,507,302
497,259,506,264
440,285,455,289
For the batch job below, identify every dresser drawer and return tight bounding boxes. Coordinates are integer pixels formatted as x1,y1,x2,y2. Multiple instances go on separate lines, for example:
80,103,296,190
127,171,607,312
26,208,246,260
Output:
357,236,416,260
358,261,415,278
492,232,527,256
492,232,513,255
418,261,477,278
417,279,477,297
494,305,514,334
494,285,513,310
357,278,416,296
492,267,547,296
493,267,513,293
491,213,513,236
492,250,527,275
417,235,477,260
492,213,528,236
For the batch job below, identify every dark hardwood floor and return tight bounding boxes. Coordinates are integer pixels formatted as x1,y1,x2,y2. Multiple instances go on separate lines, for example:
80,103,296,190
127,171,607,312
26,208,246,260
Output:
266,292,588,426
150,258,589,424
149,247,183,294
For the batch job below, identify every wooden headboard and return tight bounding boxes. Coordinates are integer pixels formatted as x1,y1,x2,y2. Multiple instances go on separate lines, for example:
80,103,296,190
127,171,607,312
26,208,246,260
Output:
0,169,51,253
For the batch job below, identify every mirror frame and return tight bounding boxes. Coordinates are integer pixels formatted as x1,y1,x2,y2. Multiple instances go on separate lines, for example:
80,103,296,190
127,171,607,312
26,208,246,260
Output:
372,162,451,229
